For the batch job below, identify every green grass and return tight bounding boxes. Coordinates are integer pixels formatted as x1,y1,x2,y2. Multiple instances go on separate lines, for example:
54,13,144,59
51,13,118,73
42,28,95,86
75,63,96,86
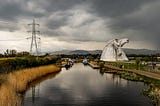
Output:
0,57,16,60
0,57,27,61
100,61,160,105
150,70,160,76
0,56,59,73
105,61,147,71
117,70,160,105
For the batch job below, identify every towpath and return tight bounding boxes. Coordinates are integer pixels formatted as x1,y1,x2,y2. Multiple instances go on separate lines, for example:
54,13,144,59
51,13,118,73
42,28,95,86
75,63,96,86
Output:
105,64,160,80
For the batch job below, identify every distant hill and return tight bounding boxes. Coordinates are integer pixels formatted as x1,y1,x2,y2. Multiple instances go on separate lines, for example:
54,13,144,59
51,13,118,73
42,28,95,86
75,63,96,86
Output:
51,50,71,55
88,50,102,54
123,48,160,55
68,50,90,55
51,48,160,55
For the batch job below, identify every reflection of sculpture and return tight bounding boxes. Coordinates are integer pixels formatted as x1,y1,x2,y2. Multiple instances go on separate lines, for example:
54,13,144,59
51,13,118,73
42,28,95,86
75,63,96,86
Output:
100,38,129,61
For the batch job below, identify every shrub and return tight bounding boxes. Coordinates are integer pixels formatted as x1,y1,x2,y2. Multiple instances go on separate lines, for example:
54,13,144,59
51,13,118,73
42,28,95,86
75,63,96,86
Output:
0,56,59,73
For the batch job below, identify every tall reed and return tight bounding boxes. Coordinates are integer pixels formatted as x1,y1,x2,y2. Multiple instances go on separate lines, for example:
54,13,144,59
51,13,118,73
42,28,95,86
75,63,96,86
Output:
0,64,61,106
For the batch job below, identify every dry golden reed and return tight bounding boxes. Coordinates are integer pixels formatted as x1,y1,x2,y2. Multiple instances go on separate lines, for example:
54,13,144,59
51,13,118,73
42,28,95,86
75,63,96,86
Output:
0,64,60,106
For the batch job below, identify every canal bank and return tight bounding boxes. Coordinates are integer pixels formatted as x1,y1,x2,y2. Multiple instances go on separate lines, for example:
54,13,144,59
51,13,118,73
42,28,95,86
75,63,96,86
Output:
100,64,160,105
0,64,61,106
104,64,160,80
88,62,100,69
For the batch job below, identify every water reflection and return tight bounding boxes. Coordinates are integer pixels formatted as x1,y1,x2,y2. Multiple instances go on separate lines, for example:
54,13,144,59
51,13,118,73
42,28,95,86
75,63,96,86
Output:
0,71,60,106
22,72,61,105
24,63,152,106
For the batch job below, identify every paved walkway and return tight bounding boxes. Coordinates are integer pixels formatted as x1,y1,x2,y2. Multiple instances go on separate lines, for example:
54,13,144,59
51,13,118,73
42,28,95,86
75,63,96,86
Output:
105,65,160,80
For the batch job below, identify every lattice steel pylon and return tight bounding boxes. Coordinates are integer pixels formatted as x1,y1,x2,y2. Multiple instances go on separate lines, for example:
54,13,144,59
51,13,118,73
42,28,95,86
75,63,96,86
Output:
28,19,40,56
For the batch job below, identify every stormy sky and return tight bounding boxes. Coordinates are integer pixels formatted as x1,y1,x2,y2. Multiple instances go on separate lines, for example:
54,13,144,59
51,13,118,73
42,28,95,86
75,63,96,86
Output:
0,0,159,53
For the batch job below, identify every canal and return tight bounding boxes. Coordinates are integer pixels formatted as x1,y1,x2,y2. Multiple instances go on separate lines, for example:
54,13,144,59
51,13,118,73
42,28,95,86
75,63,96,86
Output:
23,63,152,106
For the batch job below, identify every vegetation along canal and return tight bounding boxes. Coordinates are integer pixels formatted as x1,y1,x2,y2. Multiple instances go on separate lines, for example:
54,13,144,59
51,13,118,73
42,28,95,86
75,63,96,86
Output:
23,63,152,106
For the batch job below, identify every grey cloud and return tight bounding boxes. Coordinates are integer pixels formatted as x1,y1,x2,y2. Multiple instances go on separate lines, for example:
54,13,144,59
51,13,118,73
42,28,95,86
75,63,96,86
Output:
49,0,159,44
40,0,83,12
89,0,152,18
0,0,45,31
0,24,19,32
46,19,67,30
84,0,160,47
0,0,160,49
41,29,63,37
108,1,160,47
0,0,84,31
0,0,24,21
45,12,70,30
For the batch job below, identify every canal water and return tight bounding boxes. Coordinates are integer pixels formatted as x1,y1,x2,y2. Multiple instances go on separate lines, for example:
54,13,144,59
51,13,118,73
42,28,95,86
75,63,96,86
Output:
23,63,152,106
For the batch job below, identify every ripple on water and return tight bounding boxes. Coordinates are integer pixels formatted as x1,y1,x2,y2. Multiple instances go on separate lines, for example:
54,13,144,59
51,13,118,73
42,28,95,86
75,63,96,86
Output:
23,63,153,106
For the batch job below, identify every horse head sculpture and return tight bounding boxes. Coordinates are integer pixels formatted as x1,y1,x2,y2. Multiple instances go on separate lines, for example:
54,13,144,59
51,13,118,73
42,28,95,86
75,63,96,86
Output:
118,38,129,47
100,38,129,62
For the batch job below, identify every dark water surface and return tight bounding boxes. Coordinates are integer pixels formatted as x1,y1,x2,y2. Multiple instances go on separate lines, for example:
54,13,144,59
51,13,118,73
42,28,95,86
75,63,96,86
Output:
23,63,152,106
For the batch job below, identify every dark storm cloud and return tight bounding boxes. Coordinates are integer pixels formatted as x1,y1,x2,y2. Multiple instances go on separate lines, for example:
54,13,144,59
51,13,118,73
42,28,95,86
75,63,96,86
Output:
88,0,160,47
46,19,67,30
42,0,160,45
109,2,160,32
0,0,45,31
45,12,70,30
0,0,160,48
89,0,152,18
0,0,83,31
0,0,23,21
40,0,83,12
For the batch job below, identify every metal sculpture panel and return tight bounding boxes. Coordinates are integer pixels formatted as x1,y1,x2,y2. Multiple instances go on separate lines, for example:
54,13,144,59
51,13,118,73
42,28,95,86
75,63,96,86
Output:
100,38,129,61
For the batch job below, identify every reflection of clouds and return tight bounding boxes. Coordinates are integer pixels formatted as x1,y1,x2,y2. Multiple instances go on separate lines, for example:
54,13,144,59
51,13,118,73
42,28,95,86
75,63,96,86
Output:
49,64,110,101
119,78,129,88
24,63,151,106
106,73,129,88
25,63,110,104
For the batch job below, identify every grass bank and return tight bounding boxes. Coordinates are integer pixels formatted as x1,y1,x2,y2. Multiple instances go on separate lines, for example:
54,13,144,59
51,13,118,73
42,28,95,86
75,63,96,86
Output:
99,62,160,105
118,71,160,105
104,61,146,70
9,64,61,92
0,56,59,73
0,64,61,106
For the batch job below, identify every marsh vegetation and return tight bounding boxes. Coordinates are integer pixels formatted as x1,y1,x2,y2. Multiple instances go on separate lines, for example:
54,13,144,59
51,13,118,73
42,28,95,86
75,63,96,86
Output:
0,65,60,106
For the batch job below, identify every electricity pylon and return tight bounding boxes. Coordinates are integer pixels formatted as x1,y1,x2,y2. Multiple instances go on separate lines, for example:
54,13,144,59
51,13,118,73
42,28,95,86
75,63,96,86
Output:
27,19,41,56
